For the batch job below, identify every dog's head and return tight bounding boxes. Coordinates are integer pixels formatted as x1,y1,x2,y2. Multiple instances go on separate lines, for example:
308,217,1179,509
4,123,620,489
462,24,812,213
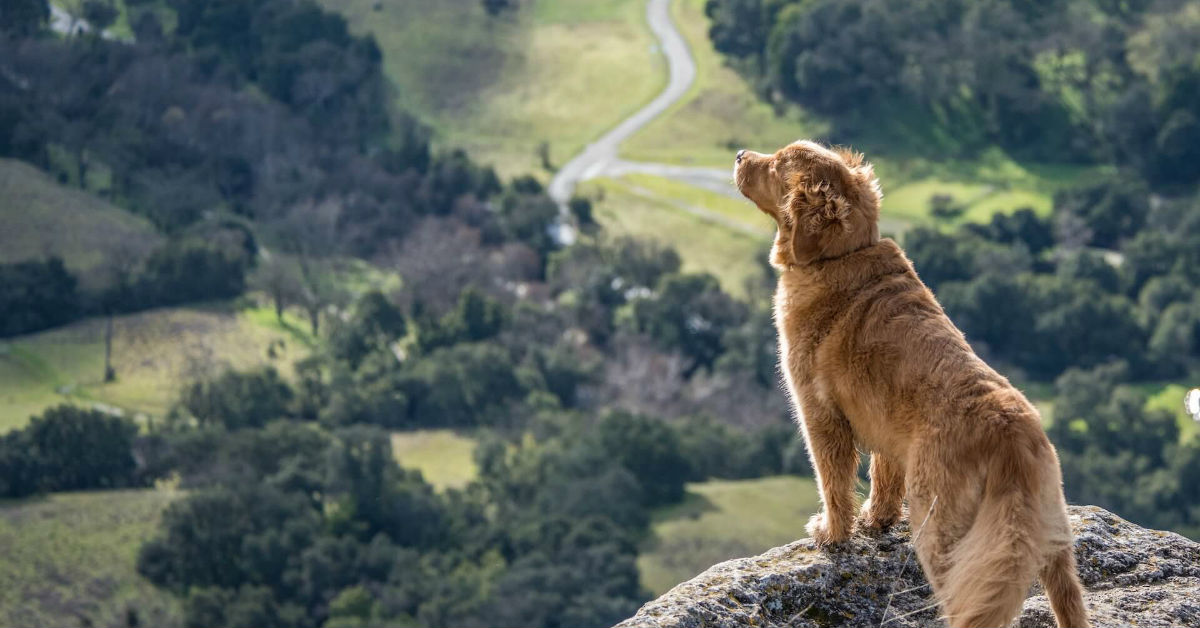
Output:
734,140,881,269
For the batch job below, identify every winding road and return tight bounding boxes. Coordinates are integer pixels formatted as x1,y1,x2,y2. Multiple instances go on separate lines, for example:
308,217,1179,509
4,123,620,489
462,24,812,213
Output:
547,0,745,241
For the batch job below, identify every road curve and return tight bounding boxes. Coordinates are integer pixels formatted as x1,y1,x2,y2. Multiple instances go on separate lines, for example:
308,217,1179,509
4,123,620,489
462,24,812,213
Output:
547,0,699,211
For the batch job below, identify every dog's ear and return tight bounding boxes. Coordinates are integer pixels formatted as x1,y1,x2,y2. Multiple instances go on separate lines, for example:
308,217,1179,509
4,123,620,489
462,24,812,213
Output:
786,174,852,264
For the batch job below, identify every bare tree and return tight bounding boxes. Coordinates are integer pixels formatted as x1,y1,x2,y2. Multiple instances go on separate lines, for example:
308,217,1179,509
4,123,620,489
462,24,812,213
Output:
252,253,304,322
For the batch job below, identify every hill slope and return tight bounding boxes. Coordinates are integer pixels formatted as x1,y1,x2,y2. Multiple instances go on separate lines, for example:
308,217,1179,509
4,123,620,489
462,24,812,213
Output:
0,158,162,290
320,0,665,177
0,304,313,432
0,489,182,628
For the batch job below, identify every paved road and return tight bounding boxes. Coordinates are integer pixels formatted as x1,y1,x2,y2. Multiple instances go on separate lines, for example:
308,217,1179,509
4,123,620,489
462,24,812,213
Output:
545,0,910,241
549,0,752,239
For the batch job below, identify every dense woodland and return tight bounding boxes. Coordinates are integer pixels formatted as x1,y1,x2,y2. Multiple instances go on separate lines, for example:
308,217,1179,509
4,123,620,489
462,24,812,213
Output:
1,1,1200,627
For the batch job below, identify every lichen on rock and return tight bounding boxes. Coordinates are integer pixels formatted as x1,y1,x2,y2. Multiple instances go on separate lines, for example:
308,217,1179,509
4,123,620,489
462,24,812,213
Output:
617,506,1200,628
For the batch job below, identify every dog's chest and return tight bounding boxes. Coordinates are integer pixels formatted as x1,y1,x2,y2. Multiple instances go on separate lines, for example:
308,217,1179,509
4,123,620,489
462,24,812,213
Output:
774,282,847,371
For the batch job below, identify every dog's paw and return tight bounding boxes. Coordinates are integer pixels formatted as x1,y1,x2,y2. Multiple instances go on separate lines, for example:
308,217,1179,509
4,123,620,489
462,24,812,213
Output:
856,499,900,532
806,512,850,547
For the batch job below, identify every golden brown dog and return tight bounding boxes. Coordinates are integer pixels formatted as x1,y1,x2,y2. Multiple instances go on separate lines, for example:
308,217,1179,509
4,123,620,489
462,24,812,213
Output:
733,140,1089,628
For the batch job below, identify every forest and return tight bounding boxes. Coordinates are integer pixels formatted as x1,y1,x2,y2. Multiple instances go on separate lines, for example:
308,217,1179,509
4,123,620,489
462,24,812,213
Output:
2,1,1199,627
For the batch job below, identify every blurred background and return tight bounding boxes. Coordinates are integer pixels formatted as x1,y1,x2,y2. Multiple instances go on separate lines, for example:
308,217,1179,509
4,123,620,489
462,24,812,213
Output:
0,0,1198,626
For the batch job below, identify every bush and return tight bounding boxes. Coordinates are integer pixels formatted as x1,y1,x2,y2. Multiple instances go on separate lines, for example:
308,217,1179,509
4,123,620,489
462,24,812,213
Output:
0,257,81,337
178,367,294,430
0,405,140,497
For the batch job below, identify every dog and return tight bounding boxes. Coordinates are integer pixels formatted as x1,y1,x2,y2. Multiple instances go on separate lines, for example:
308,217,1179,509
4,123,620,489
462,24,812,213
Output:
733,140,1089,628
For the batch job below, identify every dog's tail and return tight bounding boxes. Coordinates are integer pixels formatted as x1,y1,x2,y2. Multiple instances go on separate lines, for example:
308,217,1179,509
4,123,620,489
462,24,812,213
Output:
937,429,1049,628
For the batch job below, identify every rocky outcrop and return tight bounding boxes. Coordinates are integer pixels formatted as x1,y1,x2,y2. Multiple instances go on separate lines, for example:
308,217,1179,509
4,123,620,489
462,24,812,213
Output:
618,506,1200,627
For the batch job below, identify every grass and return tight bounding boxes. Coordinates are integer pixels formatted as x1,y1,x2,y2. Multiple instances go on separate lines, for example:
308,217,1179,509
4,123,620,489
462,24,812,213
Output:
621,0,824,168
1142,382,1199,443
585,177,770,297
638,475,820,595
390,430,479,491
0,302,314,433
0,488,182,628
320,0,665,178
0,158,162,290
622,173,774,236
619,0,1110,229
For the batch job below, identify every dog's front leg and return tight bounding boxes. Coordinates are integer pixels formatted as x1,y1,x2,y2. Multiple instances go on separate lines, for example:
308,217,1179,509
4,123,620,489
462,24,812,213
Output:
798,400,857,546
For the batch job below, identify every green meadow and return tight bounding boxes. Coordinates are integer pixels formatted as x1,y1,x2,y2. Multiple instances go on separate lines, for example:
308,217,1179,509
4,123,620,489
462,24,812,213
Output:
0,488,183,628
584,178,770,297
319,0,666,178
0,303,313,433
638,476,820,595
391,430,480,491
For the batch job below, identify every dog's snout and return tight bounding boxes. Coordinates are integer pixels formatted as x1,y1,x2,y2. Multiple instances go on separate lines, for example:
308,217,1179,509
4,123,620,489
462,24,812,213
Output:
736,149,747,163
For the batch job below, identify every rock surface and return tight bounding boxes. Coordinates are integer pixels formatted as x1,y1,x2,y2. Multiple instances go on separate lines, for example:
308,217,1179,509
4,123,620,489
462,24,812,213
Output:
618,506,1200,627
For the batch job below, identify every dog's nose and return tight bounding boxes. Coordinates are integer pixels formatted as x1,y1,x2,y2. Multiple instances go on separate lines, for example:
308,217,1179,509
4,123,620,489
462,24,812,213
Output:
736,149,746,163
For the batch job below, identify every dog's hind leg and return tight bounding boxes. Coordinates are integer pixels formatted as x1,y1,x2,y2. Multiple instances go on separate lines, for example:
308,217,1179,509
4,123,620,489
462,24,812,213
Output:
799,401,858,546
859,453,905,530
1040,545,1089,627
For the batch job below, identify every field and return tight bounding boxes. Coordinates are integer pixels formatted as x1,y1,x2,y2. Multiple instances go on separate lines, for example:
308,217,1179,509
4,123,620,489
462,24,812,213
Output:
320,0,665,178
638,475,820,595
0,158,162,290
584,177,770,297
391,430,479,491
0,488,182,628
0,303,314,433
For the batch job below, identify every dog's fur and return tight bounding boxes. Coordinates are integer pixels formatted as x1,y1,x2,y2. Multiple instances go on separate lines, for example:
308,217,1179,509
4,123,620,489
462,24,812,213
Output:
733,141,1089,628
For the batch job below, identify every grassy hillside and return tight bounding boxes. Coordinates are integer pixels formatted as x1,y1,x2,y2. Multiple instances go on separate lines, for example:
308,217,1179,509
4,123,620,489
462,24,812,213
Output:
0,303,313,432
638,475,820,595
0,488,182,628
391,430,479,491
0,158,162,290
321,0,665,178
621,0,822,168
620,0,1108,228
584,177,770,297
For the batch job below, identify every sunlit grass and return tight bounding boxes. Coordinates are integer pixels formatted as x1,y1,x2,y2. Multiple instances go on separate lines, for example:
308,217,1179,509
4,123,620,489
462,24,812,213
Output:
585,178,770,298
0,488,182,628
638,476,819,595
0,158,162,289
0,303,314,432
621,173,774,235
1142,382,1198,443
390,430,479,491
621,0,824,168
321,0,665,178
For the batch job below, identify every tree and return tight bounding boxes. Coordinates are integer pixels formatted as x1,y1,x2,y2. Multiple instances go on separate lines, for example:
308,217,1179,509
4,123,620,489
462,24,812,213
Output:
929,194,966,222
902,227,972,291
0,257,81,337
482,0,515,17
178,367,294,430
81,0,117,33
252,256,303,322
593,411,690,506
1053,181,1149,249
0,0,49,37
626,273,747,377
330,291,407,369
